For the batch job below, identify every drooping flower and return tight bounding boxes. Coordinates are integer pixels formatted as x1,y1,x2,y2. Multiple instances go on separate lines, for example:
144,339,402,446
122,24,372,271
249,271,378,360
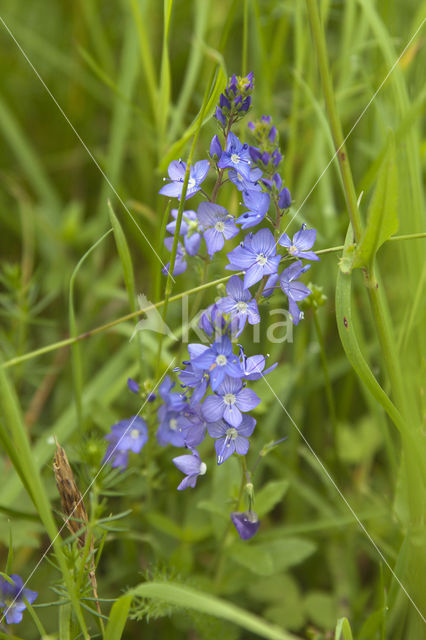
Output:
103,416,148,469
166,209,203,256
159,159,210,200
199,303,239,339
0,574,38,624
207,414,256,464
172,449,207,490
278,224,319,261
226,228,281,289
235,190,270,229
197,202,239,257
202,375,260,427
191,335,243,391
176,363,209,406
178,404,207,448
216,275,260,335
217,132,253,180
279,260,312,325
230,511,260,540
162,238,187,276
158,375,187,411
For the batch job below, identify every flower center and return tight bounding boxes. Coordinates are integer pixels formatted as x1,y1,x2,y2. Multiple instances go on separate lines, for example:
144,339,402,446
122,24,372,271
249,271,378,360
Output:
215,221,225,233
223,393,236,406
256,253,267,265
236,301,248,313
225,427,238,440
231,153,240,164
199,462,207,475
216,354,227,367
289,244,297,254
169,418,178,431
187,177,196,189
130,429,140,439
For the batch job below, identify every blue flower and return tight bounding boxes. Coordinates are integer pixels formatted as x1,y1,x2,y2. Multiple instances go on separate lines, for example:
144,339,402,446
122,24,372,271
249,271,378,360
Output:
103,416,148,469
207,414,256,464
217,132,253,180
178,405,207,448
239,349,278,380
202,375,260,427
172,449,207,490
199,303,239,339
176,363,209,406
236,190,270,229
191,335,243,391
230,511,260,540
156,406,187,447
279,260,312,325
228,168,262,192
278,224,319,261
166,209,203,256
0,574,37,625
226,228,281,289
159,159,210,200
197,202,239,257
159,375,187,411
162,238,187,276
216,275,260,335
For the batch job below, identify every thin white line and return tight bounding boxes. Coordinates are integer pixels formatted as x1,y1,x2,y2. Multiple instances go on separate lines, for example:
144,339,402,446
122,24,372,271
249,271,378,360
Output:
0,15,173,281
283,17,426,233
259,372,426,625
0,359,176,624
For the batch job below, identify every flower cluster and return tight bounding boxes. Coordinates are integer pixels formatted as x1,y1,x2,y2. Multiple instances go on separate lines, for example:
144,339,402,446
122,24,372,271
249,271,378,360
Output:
102,71,320,541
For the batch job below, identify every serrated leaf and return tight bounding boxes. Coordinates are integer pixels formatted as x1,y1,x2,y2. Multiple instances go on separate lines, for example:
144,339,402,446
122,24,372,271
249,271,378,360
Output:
104,595,132,640
352,135,398,269
256,480,289,518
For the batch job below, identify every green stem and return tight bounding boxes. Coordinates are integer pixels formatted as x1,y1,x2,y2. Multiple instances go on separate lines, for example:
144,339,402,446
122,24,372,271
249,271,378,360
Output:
25,599,49,637
305,0,363,242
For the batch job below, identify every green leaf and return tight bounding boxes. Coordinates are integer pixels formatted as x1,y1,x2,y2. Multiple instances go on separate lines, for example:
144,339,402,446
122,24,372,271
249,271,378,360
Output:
228,543,274,576
127,581,300,640
334,617,354,640
108,202,136,312
255,480,289,518
229,538,316,576
104,595,132,640
352,134,398,269
304,591,338,629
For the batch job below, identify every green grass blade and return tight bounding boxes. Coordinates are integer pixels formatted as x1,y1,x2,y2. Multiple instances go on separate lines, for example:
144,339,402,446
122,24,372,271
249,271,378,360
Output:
104,595,133,640
127,582,301,640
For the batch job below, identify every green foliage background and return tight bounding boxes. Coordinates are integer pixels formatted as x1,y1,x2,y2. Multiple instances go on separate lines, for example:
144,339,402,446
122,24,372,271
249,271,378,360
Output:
0,0,424,638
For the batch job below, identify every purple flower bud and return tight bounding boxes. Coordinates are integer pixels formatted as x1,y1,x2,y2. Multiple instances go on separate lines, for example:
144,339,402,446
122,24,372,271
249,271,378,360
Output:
215,106,226,126
273,172,282,191
147,392,157,402
261,115,272,125
278,187,292,209
261,151,270,166
249,146,262,163
248,121,255,131
272,149,282,167
234,95,242,108
127,378,139,394
228,74,238,94
243,71,254,90
220,94,231,110
241,96,251,112
231,511,260,540
261,178,273,190
268,126,277,142
210,134,222,160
